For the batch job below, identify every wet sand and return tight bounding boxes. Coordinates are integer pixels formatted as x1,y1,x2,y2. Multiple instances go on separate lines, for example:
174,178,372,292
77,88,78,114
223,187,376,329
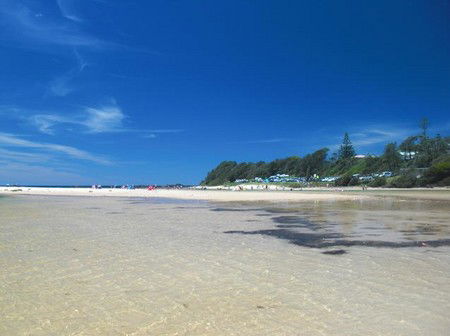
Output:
1,195,449,335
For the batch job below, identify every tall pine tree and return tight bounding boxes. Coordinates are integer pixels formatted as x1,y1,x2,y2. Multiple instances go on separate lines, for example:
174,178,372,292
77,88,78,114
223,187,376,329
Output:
338,132,355,161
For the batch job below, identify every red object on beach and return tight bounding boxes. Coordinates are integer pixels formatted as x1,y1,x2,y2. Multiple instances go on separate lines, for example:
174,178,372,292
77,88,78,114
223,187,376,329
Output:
147,185,155,190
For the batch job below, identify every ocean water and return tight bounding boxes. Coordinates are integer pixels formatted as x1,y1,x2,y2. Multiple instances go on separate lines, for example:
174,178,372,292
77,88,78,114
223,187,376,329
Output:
1,195,449,335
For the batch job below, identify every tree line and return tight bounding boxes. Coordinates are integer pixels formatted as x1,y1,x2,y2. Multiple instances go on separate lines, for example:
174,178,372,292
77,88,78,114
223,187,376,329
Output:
202,119,450,187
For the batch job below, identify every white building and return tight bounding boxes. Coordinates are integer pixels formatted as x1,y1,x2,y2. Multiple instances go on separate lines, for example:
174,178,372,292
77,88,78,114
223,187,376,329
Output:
399,151,417,160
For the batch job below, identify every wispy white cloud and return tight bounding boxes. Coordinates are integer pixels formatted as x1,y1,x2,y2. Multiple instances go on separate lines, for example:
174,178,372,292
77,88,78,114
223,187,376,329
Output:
0,105,22,116
2,102,183,137
48,75,74,97
28,100,125,134
351,128,411,147
327,126,414,152
0,0,106,49
331,121,450,152
142,129,184,138
0,148,51,163
24,101,184,136
48,50,88,97
29,114,69,135
83,103,125,133
0,132,110,164
56,0,82,22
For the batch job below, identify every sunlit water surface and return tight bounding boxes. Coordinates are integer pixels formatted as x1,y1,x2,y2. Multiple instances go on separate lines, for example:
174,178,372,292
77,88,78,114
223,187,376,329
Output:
1,195,449,335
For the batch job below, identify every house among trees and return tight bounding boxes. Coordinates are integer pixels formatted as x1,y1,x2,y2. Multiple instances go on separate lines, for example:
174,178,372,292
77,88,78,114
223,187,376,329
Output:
202,120,450,187
399,151,417,160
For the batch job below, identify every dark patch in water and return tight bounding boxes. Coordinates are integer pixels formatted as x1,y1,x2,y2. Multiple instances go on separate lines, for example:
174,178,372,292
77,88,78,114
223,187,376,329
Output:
105,211,124,215
211,207,301,214
246,219,260,222
211,208,257,212
224,228,450,249
271,215,337,233
214,204,450,252
322,249,347,255
272,215,303,224
265,208,299,214
272,224,306,228
225,229,340,247
272,216,323,231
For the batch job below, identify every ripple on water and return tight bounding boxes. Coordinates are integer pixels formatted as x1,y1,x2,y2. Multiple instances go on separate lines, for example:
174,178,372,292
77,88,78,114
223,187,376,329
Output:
1,195,449,335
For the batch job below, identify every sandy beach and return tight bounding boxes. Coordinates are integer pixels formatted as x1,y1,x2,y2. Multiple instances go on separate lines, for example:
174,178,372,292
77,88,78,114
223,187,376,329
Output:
1,186,450,202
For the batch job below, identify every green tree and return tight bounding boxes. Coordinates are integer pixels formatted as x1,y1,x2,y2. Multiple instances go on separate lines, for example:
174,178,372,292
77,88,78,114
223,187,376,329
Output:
381,143,401,171
301,148,329,177
420,118,429,139
421,155,450,186
201,121,449,186
399,136,420,161
338,133,355,160
362,156,382,174
432,134,448,159
202,161,238,185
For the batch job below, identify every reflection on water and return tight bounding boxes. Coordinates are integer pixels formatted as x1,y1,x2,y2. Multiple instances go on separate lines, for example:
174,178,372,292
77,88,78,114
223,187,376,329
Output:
1,195,450,335
225,227,450,251
218,198,450,254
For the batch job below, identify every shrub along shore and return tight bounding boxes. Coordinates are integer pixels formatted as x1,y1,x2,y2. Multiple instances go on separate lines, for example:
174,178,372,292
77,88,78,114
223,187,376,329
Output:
202,120,450,188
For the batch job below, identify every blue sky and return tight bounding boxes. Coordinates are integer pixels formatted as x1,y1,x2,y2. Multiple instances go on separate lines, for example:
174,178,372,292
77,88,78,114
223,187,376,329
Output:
0,0,449,185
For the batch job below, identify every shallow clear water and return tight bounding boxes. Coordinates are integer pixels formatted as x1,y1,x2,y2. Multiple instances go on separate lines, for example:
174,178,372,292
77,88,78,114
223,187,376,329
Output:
1,195,449,335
